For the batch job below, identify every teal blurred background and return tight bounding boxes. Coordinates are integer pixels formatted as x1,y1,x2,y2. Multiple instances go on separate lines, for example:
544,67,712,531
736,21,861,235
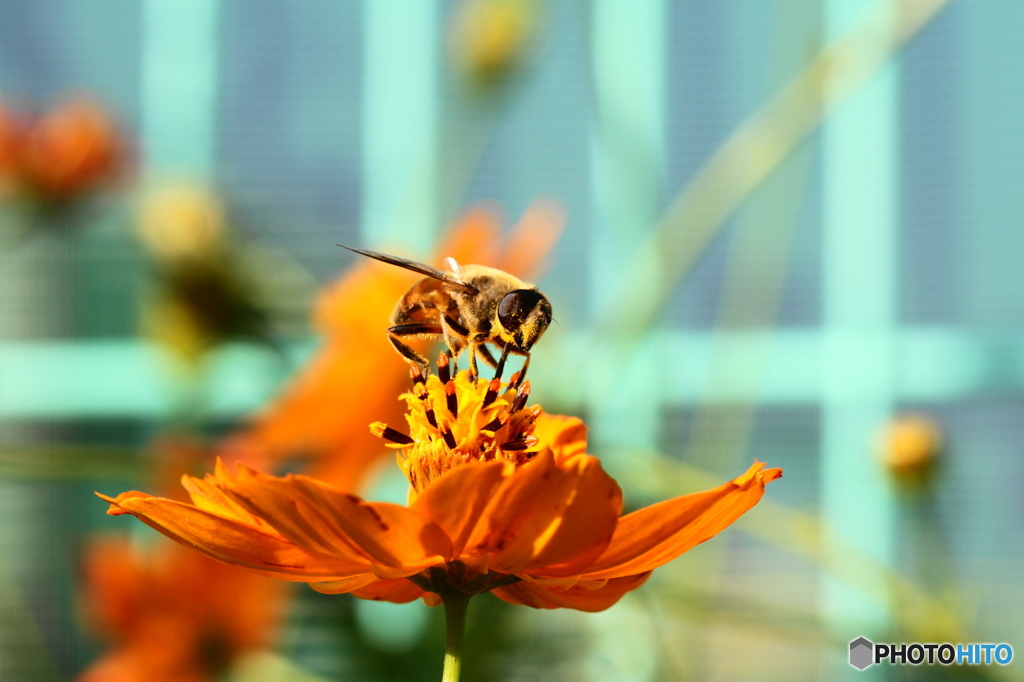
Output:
1,0,1022,680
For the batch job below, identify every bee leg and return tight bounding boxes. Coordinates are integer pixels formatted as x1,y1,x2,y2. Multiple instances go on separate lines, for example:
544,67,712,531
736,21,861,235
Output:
386,323,442,367
440,315,469,376
512,352,530,388
388,335,430,366
467,344,480,380
476,343,499,369
467,340,498,380
491,344,511,382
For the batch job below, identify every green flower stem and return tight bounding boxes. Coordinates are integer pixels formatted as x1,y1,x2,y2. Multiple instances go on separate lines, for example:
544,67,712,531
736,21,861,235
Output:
441,592,471,682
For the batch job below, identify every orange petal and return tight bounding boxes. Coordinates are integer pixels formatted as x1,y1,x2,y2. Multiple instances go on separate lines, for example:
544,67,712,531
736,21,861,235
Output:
223,258,410,491
181,463,275,532
581,462,782,580
421,592,443,607
492,572,652,612
98,491,371,582
78,638,207,682
410,460,508,557
309,573,381,595
439,206,502,266
315,251,416,339
185,462,451,578
494,200,565,278
533,414,589,463
520,453,622,578
462,449,621,576
78,535,147,638
210,465,380,560
288,476,452,578
349,577,426,604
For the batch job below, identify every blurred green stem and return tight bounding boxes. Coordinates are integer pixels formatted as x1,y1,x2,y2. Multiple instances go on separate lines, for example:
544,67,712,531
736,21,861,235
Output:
441,592,470,682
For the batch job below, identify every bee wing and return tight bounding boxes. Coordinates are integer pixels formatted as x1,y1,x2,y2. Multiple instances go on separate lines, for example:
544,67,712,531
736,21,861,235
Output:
338,245,479,294
444,257,462,277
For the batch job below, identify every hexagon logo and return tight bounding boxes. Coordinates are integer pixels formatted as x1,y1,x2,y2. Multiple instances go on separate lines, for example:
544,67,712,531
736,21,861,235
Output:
849,637,874,670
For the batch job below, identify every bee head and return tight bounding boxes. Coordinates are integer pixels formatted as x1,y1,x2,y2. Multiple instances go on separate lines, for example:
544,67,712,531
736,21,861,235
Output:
496,288,552,351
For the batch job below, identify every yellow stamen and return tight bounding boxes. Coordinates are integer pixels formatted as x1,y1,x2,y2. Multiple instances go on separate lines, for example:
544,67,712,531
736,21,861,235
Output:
372,370,541,493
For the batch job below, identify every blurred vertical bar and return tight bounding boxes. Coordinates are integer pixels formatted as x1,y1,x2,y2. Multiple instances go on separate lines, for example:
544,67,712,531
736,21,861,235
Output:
822,0,896,665
138,0,220,424
959,3,1024,322
354,0,441,653
362,0,440,251
0,7,105,679
141,0,220,179
588,0,666,454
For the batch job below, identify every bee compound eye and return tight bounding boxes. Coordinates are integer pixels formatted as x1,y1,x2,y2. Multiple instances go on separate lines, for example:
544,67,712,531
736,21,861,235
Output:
497,289,544,331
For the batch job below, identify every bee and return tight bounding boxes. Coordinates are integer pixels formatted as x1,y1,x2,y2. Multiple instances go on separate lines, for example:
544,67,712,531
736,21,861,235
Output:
339,245,552,382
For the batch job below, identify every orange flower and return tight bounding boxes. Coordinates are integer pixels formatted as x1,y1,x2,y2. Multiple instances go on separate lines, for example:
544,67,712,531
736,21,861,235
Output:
77,536,283,682
0,95,126,208
100,370,780,613
0,100,26,193
21,97,124,202
220,202,563,491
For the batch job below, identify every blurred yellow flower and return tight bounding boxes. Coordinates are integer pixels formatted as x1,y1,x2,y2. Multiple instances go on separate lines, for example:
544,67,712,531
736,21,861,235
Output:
877,413,943,485
135,183,310,365
450,0,538,87
136,183,226,263
140,255,273,364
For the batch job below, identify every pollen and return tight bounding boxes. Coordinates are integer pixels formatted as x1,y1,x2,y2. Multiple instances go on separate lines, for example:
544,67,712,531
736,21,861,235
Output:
371,356,542,494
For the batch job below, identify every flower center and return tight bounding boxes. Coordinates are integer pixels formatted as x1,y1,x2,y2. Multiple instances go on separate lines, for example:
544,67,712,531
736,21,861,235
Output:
371,354,540,494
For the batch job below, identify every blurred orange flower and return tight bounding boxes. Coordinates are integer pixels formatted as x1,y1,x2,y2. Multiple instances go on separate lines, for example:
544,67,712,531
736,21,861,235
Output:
78,536,283,682
100,370,780,612
0,96,125,206
23,98,124,202
220,202,563,491
0,100,26,193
